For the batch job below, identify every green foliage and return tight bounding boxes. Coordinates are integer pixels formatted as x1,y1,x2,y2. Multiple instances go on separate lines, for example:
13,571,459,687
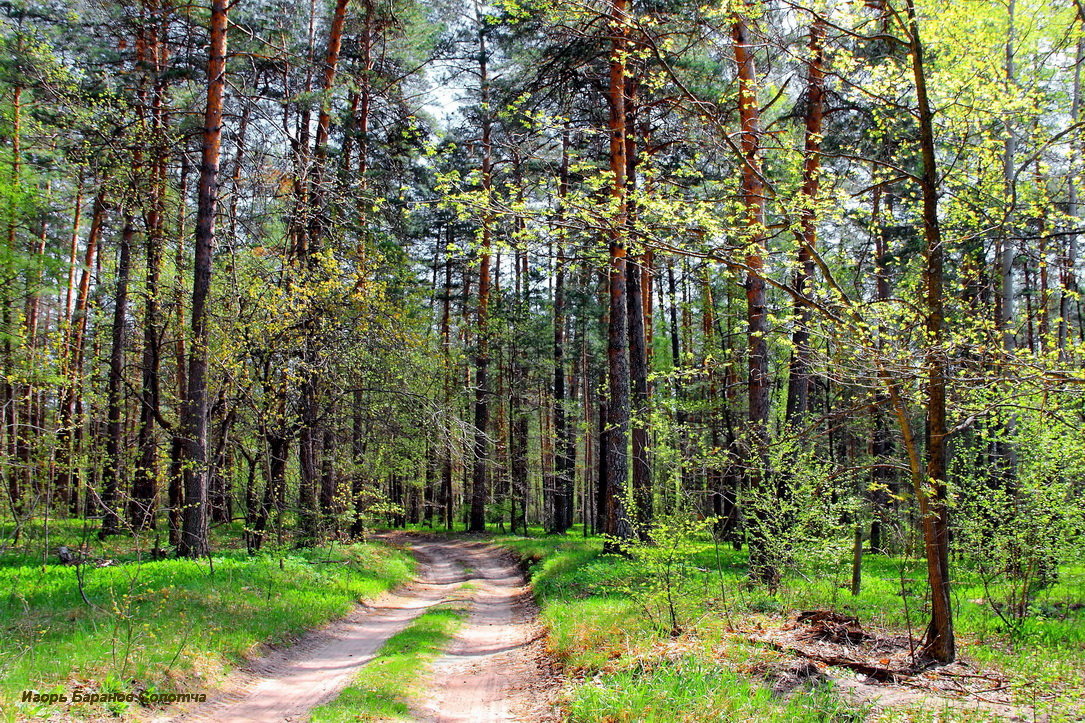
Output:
615,514,716,636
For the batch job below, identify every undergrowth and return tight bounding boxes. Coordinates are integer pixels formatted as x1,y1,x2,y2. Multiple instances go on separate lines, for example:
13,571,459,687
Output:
0,519,413,721
495,526,1085,722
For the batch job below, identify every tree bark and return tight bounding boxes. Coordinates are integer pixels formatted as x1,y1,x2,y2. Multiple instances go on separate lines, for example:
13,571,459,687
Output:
470,19,492,533
906,0,955,662
733,12,776,584
178,0,228,558
603,0,634,551
58,194,105,516
100,216,135,539
785,19,825,426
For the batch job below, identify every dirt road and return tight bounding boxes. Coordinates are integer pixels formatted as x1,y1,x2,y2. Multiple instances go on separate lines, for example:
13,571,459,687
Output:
163,536,557,723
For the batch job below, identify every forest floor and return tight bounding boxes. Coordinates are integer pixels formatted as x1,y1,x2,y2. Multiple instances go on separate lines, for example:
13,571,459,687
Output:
5,521,1081,721
0,520,414,721
161,535,560,722
492,529,1085,722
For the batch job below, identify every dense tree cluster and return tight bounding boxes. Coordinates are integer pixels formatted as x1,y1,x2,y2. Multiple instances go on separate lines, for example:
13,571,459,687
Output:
2,0,1083,663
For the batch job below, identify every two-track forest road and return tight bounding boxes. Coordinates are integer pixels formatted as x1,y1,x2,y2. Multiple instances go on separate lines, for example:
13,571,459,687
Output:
162,535,559,723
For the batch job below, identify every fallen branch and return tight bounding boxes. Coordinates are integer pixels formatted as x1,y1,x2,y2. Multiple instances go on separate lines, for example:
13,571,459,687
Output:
749,636,913,682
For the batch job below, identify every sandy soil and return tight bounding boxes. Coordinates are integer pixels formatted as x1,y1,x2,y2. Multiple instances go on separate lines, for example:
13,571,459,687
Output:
413,540,560,723
157,536,559,723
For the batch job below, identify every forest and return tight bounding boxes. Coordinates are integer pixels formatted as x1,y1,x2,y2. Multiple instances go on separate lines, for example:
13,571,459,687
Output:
1,0,1084,720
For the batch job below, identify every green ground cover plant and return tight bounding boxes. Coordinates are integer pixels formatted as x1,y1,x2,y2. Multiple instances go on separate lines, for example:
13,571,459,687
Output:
495,525,1085,722
0,520,413,721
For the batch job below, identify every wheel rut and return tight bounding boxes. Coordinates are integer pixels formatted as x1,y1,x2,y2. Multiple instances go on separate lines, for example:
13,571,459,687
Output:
160,536,558,723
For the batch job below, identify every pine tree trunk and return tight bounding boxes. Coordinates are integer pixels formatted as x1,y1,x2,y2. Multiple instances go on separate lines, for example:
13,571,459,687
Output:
733,13,776,584
603,0,634,551
100,216,135,539
470,20,492,533
58,194,105,516
178,0,228,558
785,19,825,426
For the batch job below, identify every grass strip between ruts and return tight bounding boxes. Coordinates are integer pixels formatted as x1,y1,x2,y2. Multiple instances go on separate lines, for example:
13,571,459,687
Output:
310,602,467,722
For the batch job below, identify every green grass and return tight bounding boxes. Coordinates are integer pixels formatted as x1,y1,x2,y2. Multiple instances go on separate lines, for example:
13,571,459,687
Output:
0,519,414,721
494,527,1085,721
310,605,466,722
569,654,865,722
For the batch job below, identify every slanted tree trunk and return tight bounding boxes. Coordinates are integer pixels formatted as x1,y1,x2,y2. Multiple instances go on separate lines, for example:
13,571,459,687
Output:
58,193,105,516
178,0,228,558
906,0,955,662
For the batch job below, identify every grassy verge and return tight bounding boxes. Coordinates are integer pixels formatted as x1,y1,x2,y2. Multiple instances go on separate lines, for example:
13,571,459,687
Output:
0,519,413,721
494,527,1085,722
310,604,466,722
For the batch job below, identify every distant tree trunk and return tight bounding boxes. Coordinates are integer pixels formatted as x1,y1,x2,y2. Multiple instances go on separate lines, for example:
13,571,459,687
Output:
732,12,776,584
626,83,652,537
667,258,681,367
19,186,48,510
297,385,322,544
58,194,105,516
1000,0,1017,358
100,216,135,539
3,82,23,519
470,20,493,533
870,186,895,553
131,134,168,532
603,0,634,551
178,0,228,558
252,434,289,550
168,156,190,545
627,256,651,536
551,130,573,534
597,399,609,535
906,0,955,663
440,236,455,530
350,394,367,538
321,406,339,534
1059,26,1083,356
785,19,825,426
